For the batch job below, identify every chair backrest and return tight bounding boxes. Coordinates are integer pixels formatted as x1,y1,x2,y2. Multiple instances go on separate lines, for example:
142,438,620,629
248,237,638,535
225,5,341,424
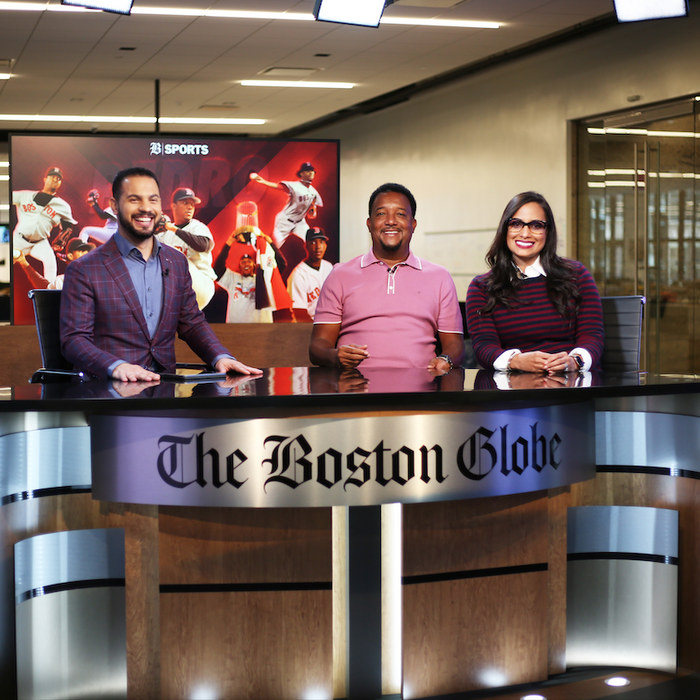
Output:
600,295,645,372
28,289,73,371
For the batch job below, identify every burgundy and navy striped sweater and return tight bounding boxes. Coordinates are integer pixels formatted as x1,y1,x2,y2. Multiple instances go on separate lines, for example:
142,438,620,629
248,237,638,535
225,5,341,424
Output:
465,261,604,370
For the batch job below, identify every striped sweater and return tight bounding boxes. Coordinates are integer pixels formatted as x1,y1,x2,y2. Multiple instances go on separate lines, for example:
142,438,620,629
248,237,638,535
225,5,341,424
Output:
465,261,604,369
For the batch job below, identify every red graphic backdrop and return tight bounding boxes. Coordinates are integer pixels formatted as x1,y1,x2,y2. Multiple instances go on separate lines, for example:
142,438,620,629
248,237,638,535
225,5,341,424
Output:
10,134,339,324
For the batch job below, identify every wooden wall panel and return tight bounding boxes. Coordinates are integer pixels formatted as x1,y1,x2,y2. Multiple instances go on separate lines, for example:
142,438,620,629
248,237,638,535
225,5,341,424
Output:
0,322,314,386
175,323,313,370
402,572,548,698
160,590,332,700
158,506,332,585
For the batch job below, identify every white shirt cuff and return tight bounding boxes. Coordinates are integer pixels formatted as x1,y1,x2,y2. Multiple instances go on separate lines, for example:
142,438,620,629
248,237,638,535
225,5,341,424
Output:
570,348,592,371
494,349,520,371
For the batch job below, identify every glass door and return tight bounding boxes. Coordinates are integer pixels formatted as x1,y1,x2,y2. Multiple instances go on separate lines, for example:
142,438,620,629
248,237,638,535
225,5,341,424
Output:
576,100,699,374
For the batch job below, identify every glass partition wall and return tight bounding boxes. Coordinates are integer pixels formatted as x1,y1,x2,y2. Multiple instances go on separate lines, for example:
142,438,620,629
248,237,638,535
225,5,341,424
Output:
576,99,700,374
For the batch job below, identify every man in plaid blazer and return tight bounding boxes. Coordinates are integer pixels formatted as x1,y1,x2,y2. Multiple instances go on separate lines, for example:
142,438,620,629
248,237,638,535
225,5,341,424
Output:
60,167,261,382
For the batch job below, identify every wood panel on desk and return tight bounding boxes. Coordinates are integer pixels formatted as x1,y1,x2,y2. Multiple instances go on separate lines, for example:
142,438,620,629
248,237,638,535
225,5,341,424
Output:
160,590,332,700
125,504,161,700
403,495,551,696
158,506,332,585
0,322,313,386
403,572,548,698
403,492,549,576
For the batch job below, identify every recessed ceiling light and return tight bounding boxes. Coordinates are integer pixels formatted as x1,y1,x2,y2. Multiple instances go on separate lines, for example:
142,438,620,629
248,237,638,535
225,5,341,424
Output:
521,695,546,700
605,677,631,687
241,80,353,89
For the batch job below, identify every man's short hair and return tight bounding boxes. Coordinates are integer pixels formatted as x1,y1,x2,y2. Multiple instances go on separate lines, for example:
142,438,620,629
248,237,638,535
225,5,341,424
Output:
368,183,417,218
112,167,160,200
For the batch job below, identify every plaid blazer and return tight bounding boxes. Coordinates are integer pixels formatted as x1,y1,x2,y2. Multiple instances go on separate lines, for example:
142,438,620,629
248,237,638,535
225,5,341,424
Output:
60,235,228,378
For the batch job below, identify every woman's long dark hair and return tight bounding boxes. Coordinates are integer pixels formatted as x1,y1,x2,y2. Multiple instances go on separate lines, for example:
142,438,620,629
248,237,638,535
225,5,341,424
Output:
481,191,581,317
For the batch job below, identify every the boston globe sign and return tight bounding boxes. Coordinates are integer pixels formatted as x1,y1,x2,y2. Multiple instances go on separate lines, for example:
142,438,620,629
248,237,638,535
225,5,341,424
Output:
91,403,595,508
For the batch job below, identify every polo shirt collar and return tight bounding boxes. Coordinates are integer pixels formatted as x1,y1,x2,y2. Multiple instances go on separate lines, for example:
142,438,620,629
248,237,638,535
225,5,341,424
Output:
360,249,423,270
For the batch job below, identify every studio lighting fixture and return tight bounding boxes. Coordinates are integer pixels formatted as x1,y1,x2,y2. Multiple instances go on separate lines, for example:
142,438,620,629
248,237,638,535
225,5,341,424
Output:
604,676,631,687
62,0,134,15
613,0,688,22
313,0,393,28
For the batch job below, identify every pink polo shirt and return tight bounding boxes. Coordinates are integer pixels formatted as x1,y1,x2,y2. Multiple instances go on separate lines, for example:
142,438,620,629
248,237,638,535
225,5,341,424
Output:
314,250,463,369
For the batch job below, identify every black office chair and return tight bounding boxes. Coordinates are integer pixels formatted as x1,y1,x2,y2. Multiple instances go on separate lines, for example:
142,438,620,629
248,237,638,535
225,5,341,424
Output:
28,289,86,383
29,288,210,383
600,295,646,372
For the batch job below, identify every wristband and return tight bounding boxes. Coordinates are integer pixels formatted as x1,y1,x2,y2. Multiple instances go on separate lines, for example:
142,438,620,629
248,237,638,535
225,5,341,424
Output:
437,354,453,370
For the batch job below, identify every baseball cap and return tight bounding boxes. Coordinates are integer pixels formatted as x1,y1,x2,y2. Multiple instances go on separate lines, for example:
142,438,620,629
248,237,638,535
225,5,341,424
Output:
240,253,254,261
66,239,96,255
297,162,315,176
46,167,63,179
172,187,202,204
306,227,328,242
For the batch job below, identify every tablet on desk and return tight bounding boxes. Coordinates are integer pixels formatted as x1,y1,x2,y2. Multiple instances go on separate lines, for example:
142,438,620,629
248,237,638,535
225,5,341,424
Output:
158,371,228,383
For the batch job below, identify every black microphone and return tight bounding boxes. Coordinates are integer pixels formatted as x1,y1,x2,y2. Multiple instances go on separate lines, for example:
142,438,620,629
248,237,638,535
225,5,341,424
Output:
162,268,170,277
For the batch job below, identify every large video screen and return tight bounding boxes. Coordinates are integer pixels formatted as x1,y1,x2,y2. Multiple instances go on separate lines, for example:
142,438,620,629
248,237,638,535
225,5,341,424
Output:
10,133,339,325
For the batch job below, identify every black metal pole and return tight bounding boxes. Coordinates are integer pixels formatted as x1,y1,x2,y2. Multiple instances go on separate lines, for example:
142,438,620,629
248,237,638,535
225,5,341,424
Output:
155,79,160,134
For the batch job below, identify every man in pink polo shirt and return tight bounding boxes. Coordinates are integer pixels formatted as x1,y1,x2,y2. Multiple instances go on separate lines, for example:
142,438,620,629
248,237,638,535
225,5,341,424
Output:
310,183,465,372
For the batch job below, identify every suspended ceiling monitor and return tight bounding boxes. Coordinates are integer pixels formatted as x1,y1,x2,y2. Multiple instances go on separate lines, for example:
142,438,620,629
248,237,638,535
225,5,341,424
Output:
614,0,688,22
313,0,391,27
61,0,133,14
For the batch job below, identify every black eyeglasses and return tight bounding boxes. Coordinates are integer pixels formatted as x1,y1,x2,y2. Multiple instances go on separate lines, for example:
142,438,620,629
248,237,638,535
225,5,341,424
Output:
507,218,547,234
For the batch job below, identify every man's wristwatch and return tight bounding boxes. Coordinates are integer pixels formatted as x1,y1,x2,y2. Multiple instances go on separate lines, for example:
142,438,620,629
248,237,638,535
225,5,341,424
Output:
437,354,454,370
571,354,585,371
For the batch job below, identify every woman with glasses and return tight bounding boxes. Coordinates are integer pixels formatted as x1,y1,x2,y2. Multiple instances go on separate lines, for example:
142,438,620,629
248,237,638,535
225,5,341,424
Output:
465,191,604,373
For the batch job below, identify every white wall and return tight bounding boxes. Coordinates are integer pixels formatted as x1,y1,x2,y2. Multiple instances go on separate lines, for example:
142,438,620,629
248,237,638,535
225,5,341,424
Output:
308,12,700,299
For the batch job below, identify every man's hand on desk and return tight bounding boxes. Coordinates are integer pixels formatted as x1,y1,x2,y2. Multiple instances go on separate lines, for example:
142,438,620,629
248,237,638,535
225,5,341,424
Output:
337,344,369,368
215,357,263,376
111,363,161,383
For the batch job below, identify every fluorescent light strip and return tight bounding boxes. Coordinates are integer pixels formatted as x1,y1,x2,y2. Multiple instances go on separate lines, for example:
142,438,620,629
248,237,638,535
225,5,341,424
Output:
241,80,353,89
0,114,265,125
0,74,10,79
0,2,500,27
381,17,499,28
133,7,314,20
588,126,698,138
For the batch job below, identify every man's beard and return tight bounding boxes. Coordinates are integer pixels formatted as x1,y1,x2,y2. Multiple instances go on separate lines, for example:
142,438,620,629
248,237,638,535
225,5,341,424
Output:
117,209,155,240
378,238,402,253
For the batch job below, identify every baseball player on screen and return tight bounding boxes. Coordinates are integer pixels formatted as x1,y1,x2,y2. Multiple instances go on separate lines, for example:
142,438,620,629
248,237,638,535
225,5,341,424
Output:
79,188,118,245
156,187,217,310
249,162,323,280
12,167,77,284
